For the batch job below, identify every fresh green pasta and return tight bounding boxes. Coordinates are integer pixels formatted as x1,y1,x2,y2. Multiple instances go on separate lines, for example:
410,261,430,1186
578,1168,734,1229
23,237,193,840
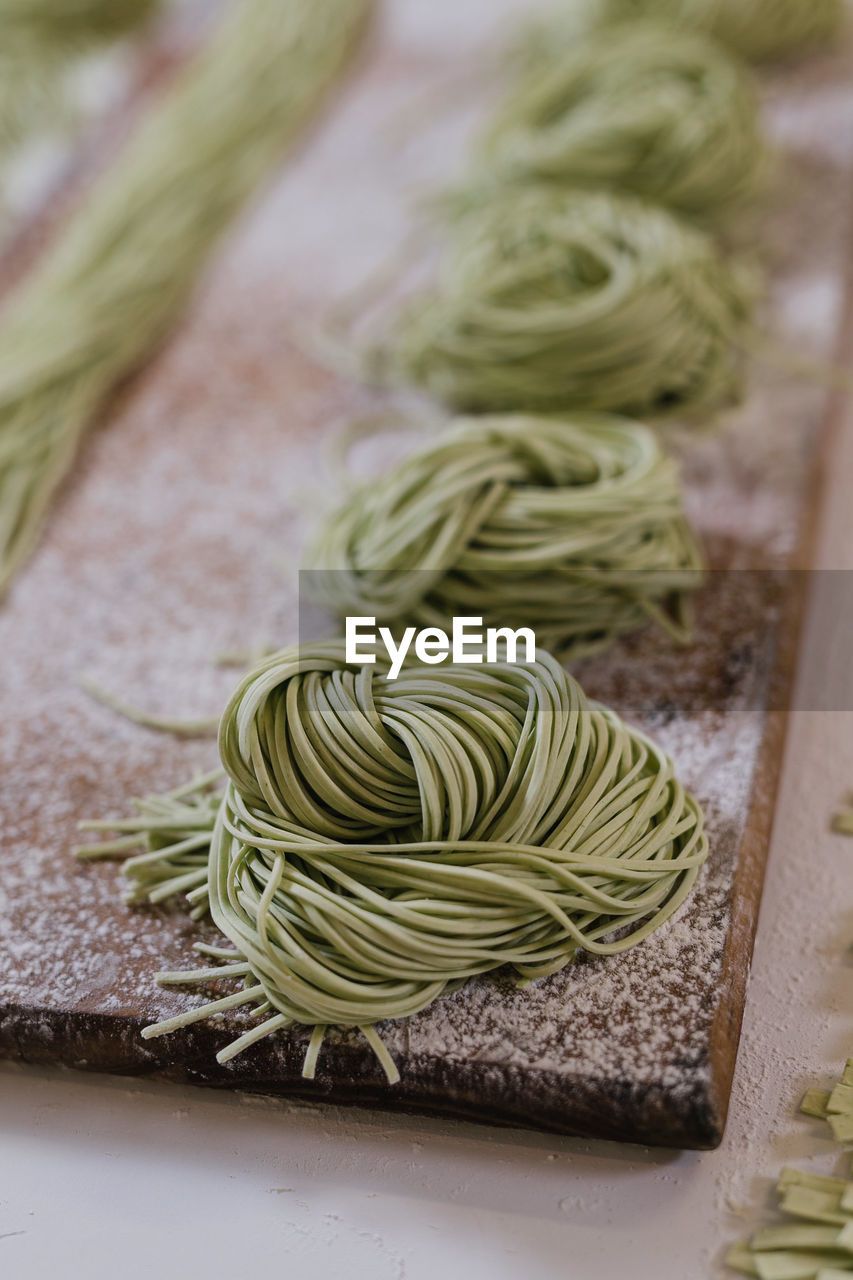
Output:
727,1164,853,1276
832,795,853,835
388,186,751,416
79,642,708,1083
727,1059,853,1274
0,0,161,39
518,0,845,64
0,0,161,170
0,38,67,168
308,412,703,658
0,0,373,600
799,1056,853,1145
474,22,767,221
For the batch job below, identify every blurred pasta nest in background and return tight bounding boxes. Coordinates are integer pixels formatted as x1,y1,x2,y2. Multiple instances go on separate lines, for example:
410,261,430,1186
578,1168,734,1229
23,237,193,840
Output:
308,412,703,659
392,186,752,416
517,0,844,64
477,21,768,221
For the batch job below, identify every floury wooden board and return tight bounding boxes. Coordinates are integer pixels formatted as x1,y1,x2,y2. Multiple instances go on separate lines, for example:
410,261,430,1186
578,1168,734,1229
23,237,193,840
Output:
1,1,852,1149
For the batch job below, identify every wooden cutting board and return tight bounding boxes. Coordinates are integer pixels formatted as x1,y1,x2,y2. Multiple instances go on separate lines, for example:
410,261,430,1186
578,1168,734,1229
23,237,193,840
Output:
1,1,852,1149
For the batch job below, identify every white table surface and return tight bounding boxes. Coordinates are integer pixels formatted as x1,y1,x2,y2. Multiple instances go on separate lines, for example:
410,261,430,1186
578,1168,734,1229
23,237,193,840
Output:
2,5,853,1277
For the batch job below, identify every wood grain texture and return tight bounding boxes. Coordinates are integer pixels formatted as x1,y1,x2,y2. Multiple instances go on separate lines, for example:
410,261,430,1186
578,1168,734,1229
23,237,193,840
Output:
1,1,852,1149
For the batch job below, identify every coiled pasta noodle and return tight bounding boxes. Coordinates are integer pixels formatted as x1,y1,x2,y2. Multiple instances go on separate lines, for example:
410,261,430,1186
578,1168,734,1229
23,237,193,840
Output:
388,186,751,416
80,643,708,1082
474,22,768,221
517,0,844,64
308,412,703,658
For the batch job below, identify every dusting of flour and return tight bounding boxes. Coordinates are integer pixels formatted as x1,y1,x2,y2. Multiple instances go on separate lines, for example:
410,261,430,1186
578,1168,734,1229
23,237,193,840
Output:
1,0,852,1140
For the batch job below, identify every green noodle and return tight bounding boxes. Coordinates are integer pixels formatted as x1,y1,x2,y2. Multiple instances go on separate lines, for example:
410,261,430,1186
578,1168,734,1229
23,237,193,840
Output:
727,1059,853,1273
518,0,845,64
0,0,372,600
386,186,751,416
0,0,161,170
473,22,768,221
78,642,708,1083
308,412,703,658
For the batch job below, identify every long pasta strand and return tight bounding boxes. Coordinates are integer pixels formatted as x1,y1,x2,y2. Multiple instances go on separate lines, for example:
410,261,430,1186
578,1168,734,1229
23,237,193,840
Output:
0,0,373,599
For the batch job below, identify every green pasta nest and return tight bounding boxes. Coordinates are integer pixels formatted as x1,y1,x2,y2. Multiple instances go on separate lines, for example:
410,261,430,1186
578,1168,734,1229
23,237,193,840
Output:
517,0,844,64
477,21,767,220
309,412,703,658
83,644,708,1082
392,186,751,416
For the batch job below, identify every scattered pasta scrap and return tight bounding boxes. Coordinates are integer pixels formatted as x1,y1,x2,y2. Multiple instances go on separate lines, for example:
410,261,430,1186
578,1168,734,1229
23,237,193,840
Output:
832,800,853,837
727,1059,853,1275
727,1167,853,1277
801,1060,853,1147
